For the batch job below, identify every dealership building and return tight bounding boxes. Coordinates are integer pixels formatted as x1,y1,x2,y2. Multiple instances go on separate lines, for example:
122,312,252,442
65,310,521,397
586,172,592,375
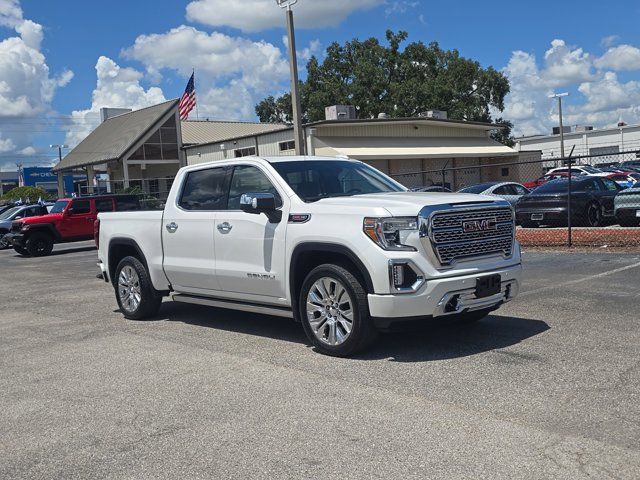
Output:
52,100,539,196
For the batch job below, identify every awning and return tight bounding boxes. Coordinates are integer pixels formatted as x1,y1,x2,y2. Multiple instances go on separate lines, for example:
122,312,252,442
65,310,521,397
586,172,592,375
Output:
316,136,516,159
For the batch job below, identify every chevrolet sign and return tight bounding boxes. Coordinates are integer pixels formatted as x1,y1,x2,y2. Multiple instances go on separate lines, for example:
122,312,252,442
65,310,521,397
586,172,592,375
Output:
462,218,498,233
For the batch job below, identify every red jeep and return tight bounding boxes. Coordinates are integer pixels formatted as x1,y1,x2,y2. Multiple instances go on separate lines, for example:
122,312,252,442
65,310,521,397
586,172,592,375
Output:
8,195,140,257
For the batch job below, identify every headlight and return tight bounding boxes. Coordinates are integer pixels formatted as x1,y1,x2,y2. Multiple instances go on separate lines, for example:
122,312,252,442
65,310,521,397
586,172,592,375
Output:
363,217,418,251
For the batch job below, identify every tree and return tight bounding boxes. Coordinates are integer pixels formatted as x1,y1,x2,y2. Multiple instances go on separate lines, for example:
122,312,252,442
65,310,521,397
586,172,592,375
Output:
491,118,516,147
0,186,53,203
256,30,511,128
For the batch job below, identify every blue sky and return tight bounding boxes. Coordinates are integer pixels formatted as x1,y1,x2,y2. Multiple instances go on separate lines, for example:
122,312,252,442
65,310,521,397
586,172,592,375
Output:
1,0,639,169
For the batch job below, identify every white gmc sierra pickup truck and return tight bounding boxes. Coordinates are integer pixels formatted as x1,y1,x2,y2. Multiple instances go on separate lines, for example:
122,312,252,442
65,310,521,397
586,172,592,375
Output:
97,156,522,356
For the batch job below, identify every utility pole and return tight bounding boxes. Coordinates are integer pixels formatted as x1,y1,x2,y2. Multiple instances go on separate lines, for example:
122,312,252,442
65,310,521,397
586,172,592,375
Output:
50,144,68,198
277,0,306,156
550,93,571,246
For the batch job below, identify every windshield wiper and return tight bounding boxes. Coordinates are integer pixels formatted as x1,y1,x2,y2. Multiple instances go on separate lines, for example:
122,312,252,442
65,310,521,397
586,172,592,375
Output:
304,192,356,202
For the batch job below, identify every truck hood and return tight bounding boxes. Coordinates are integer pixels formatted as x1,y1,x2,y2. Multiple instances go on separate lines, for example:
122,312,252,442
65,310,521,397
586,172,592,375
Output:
20,213,59,224
310,192,498,216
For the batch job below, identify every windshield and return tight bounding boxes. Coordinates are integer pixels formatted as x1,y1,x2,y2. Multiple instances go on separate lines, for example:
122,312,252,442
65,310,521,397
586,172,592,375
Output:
458,183,494,194
50,200,69,214
271,160,405,202
534,179,588,193
0,206,22,220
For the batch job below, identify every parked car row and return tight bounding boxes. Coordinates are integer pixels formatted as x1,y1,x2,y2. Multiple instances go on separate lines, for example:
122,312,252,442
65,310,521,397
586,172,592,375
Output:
1,195,142,256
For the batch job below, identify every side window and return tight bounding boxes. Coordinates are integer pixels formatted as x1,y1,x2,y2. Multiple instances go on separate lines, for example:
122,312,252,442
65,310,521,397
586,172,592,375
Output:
583,180,600,192
179,167,229,210
96,199,114,212
493,185,510,195
513,185,529,195
70,200,91,215
14,209,26,219
601,178,620,191
227,165,282,210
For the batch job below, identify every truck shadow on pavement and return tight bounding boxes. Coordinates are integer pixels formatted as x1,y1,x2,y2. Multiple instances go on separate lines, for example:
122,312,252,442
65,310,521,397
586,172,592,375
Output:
153,301,550,362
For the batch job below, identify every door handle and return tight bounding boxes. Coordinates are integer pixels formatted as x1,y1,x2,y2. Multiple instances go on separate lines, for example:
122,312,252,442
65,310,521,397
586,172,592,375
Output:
217,222,232,233
166,222,178,233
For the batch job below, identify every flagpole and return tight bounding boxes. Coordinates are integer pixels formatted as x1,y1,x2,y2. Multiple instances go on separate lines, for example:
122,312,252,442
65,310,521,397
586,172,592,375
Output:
193,68,199,120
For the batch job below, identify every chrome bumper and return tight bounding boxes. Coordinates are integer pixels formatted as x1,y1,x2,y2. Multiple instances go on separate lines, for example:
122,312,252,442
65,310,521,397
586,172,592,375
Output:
433,280,516,317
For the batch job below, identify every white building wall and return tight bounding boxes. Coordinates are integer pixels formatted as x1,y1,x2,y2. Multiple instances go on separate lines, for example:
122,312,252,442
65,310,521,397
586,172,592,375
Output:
316,123,488,139
516,125,640,161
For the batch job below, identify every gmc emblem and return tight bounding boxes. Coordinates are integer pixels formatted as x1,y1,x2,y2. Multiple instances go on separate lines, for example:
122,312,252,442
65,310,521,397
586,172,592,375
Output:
462,218,497,233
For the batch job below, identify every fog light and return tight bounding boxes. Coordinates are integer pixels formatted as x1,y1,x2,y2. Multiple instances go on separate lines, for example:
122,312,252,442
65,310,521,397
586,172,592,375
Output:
388,260,425,293
392,264,405,287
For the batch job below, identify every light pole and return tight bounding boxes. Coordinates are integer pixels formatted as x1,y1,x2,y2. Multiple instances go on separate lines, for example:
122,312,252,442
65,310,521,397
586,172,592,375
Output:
50,144,69,198
550,92,571,246
277,0,306,156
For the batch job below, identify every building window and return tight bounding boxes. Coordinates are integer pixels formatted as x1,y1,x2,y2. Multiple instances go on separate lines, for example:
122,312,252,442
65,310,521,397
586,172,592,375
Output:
234,147,256,158
501,167,509,177
279,140,296,152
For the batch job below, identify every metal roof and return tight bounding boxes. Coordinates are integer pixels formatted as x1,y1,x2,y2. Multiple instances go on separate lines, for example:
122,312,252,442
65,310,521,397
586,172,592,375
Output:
181,120,288,146
52,99,179,172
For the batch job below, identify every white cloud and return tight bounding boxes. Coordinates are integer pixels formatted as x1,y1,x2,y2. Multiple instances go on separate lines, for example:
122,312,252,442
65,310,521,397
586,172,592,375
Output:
601,35,620,48
65,56,166,146
0,0,73,167
503,39,640,137
595,44,640,72
384,1,419,15
122,26,292,122
185,0,382,32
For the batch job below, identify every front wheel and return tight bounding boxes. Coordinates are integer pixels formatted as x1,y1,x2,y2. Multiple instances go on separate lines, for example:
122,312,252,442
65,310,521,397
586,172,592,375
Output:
0,234,9,250
580,202,602,227
14,246,29,256
115,256,162,320
299,264,378,357
25,232,54,257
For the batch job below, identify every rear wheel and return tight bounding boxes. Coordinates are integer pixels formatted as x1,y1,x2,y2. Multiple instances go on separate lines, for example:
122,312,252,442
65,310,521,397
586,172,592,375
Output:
115,256,162,320
580,202,602,227
299,264,378,357
0,234,9,250
25,232,54,257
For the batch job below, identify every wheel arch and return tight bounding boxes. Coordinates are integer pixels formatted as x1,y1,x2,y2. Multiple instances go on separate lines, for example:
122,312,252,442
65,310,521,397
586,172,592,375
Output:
289,242,375,321
107,238,150,288
24,223,60,241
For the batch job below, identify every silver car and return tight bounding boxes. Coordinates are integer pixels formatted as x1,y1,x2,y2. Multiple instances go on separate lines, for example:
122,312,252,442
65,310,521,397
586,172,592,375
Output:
0,204,50,248
457,182,531,206
615,182,640,227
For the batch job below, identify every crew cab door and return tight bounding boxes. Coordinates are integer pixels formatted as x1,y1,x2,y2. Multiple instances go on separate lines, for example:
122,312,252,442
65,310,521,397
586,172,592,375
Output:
214,164,288,299
58,199,94,238
161,166,230,293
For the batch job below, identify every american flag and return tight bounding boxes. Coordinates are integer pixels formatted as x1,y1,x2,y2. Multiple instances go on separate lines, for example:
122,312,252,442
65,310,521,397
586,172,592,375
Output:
179,73,197,120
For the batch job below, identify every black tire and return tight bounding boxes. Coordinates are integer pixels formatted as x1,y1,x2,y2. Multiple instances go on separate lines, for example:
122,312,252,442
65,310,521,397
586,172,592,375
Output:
580,202,602,227
114,256,162,320
25,232,54,257
455,307,494,324
0,234,9,250
299,264,378,357
13,246,29,256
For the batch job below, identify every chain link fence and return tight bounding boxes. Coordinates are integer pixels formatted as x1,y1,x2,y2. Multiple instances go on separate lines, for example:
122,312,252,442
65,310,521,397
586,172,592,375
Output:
78,177,176,210
390,149,640,248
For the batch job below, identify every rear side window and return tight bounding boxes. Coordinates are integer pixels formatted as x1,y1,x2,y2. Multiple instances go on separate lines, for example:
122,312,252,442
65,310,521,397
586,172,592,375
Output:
493,185,512,195
179,167,229,210
70,200,91,214
227,165,282,210
114,196,141,211
600,178,620,191
96,199,114,212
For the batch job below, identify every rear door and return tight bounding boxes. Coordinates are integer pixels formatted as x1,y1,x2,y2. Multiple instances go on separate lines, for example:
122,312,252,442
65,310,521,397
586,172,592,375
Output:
58,199,94,238
161,166,230,294
492,184,519,205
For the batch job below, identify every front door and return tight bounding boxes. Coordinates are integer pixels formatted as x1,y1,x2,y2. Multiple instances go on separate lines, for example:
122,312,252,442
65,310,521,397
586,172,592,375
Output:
598,177,621,216
59,199,94,238
162,166,230,294
214,165,288,299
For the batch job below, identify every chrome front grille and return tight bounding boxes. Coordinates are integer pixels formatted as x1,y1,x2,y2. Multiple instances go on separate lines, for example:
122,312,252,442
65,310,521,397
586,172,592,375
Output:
421,205,515,266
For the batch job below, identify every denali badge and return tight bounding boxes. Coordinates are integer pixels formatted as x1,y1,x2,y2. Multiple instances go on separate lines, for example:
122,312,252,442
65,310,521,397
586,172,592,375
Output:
462,218,497,233
247,273,276,280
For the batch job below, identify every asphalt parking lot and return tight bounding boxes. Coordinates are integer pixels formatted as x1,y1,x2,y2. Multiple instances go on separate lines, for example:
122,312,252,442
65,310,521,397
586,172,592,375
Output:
1,242,639,479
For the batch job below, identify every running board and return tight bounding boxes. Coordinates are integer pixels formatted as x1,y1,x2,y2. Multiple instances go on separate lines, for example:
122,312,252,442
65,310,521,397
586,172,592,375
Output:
171,293,294,319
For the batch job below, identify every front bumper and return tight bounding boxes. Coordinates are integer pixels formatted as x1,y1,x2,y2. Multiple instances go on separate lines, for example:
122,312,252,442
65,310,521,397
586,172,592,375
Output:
367,263,522,323
3,232,25,247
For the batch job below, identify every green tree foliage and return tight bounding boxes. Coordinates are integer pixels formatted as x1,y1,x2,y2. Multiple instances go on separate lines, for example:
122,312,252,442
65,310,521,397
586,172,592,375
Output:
490,118,516,147
256,30,514,144
0,186,54,203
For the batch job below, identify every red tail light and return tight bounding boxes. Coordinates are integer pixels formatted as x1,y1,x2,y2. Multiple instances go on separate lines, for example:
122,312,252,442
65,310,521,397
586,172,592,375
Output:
94,218,100,248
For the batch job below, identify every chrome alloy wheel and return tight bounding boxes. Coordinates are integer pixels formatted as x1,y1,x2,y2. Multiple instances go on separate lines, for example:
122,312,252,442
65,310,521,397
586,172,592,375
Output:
118,265,142,313
306,277,354,346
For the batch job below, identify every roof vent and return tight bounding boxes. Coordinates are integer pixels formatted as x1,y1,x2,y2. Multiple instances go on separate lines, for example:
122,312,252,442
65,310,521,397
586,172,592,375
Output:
325,105,357,121
100,107,132,123
419,110,448,120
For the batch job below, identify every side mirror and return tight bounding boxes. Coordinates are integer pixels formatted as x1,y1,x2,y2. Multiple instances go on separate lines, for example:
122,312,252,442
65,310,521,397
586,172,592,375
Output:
240,193,277,214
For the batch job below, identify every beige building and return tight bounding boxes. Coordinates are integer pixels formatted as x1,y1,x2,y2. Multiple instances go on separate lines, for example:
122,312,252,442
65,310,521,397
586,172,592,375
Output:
185,116,537,190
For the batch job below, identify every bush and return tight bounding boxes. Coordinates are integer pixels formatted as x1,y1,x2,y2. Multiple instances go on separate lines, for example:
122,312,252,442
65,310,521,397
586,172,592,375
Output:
0,186,55,203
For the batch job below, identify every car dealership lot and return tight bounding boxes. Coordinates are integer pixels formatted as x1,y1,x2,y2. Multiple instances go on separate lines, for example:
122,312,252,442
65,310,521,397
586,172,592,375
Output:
1,242,640,479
